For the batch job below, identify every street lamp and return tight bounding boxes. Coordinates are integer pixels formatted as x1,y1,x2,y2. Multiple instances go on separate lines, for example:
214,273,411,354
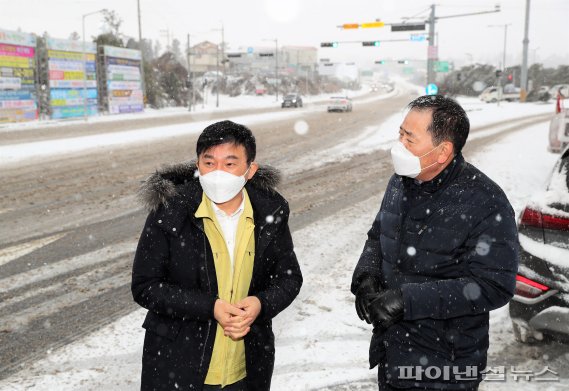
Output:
488,23,511,107
82,9,106,121
488,23,511,70
211,23,224,108
263,38,279,102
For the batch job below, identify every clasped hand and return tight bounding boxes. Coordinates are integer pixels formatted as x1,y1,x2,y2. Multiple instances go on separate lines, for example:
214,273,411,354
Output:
213,296,261,341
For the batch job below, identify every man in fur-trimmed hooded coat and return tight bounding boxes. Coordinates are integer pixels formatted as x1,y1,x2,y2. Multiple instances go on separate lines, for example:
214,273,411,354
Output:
132,121,302,391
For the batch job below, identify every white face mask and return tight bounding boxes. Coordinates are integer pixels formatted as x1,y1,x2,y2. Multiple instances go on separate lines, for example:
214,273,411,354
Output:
198,167,250,204
390,141,440,178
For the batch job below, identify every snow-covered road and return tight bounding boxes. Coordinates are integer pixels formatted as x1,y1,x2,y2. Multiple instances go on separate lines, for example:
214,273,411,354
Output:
0,98,566,390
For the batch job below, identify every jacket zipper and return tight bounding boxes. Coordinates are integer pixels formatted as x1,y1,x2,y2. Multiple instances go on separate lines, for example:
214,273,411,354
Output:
199,231,214,373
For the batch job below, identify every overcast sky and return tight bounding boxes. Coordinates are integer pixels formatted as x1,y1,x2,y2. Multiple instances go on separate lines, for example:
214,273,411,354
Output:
2,0,568,68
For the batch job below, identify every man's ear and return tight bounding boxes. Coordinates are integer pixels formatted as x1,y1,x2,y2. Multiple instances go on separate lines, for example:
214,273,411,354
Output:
437,141,454,163
247,162,259,180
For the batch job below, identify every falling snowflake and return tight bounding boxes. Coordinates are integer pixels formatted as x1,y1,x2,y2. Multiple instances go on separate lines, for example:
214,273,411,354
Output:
294,120,309,135
463,282,481,300
407,246,417,256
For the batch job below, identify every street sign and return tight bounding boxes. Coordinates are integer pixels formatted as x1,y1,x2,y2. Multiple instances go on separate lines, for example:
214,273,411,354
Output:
426,83,438,95
227,53,242,58
410,34,427,42
259,53,274,57
362,41,380,47
434,61,449,73
342,23,359,29
321,42,339,48
391,23,426,32
247,47,253,54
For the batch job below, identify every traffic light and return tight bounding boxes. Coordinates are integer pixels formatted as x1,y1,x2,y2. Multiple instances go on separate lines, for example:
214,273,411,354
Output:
375,60,386,64
362,41,380,47
321,42,339,48
259,53,274,57
507,74,513,81
495,70,503,78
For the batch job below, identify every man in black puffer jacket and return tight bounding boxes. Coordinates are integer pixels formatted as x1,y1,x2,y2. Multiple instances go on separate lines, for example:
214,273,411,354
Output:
132,120,302,391
352,95,519,390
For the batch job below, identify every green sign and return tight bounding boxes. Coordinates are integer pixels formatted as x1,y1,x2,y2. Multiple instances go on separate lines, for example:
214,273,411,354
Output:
434,61,449,73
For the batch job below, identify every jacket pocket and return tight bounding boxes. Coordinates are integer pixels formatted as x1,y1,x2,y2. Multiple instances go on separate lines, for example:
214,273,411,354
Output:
142,311,182,341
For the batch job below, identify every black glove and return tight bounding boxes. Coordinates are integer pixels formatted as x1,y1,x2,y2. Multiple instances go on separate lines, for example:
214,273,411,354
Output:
368,288,404,334
355,276,381,324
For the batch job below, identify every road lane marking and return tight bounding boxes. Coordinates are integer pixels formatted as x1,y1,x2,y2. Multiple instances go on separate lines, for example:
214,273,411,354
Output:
0,233,67,267
0,240,136,294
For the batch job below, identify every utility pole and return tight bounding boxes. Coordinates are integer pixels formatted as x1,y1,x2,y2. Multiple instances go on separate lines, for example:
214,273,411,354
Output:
216,41,219,108
427,5,436,86
137,0,146,105
520,0,531,102
275,39,279,102
187,33,192,111
488,23,510,107
221,23,226,76
425,4,501,86
160,29,171,51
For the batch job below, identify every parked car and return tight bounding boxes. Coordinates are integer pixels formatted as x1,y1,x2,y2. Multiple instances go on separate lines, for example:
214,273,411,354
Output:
549,84,569,98
548,108,569,153
327,96,353,112
479,85,520,103
509,146,569,343
281,94,303,108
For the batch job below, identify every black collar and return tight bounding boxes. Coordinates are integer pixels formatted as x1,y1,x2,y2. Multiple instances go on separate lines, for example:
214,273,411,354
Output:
403,153,465,194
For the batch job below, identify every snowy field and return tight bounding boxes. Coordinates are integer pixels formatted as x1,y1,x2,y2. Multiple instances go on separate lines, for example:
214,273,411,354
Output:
0,99,566,390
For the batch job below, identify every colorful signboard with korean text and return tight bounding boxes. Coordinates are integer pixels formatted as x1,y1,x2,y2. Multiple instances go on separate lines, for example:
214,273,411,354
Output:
46,37,97,119
101,46,143,114
0,29,37,123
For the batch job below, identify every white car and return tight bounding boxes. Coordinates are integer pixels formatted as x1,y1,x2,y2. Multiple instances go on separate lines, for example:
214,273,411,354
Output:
479,86,519,103
549,84,569,98
327,96,353,112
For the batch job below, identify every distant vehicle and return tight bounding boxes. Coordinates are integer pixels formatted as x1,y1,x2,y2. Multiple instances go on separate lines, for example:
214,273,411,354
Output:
255,85,267,96
536,85,551,101
548,108,569,153
203,71,224,81
327,96,353,112
479,85,520,103
370,84,379,92
549,84,569,98
281,93,303,108
509,146,569,344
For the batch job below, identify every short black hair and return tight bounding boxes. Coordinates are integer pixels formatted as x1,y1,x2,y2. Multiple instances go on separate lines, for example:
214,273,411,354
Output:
407,95,470,153
196,120,256,163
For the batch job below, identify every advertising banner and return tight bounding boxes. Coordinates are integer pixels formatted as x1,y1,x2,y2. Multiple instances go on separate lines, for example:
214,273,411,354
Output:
0,28,37,123
46,37,97,119
101,46,143,115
